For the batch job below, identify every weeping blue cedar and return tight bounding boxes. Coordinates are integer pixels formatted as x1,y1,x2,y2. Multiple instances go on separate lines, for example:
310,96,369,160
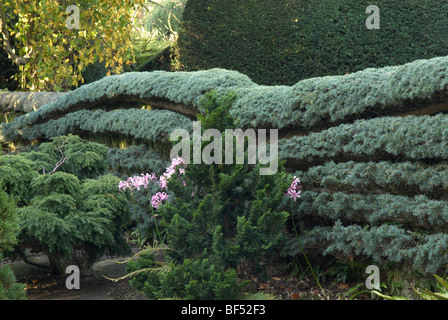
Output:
3,55,448,276
3,55,448,141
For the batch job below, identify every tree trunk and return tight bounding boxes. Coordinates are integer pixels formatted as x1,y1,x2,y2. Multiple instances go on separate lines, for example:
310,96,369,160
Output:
0,91,198,118
0,91,66,113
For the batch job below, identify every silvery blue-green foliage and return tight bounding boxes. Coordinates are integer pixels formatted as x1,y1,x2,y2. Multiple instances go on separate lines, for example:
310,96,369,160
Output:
3,55,448,141
230,56,448,129
2,108,192,146
297,191,448,232
0,69,252,135
107,144,170,177
294,221,448,274
4,57,448,279
279,114,448,166
294,161,448,199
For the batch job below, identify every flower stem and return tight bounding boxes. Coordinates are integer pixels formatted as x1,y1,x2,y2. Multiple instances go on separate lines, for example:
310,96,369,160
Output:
152,208,163,244
148,189,163,244
131,191,142,249
290,205,323,292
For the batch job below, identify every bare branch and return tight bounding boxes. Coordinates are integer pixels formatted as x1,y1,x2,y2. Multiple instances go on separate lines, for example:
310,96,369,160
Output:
48,155,68,175
0,91,66,113
48,138,70,175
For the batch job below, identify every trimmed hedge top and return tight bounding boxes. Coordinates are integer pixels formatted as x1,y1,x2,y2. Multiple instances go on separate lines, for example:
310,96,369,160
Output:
177,0,448,85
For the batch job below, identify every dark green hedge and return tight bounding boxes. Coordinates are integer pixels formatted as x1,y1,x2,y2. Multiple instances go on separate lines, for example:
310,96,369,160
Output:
177,0,448,85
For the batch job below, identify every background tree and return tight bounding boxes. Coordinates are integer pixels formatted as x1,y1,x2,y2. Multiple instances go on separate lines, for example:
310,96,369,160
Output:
0,0,142,91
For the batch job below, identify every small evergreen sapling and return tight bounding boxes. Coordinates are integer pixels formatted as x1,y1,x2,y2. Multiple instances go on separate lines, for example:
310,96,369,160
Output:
126,92,291,299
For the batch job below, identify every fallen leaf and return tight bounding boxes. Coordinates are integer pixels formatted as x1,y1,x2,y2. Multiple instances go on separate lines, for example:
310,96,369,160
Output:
272,277,282,281
258,283,266,290
338,282,349,290
291,293,300,299
360,293,370,300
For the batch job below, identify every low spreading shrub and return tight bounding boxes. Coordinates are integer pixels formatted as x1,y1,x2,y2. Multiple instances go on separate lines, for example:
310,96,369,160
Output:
3,135,132,274
0,189,26,299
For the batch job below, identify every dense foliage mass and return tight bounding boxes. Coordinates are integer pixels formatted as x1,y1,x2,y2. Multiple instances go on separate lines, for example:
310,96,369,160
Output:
0,187,26,299
2,135,132,274
125,92,291,299
0,0,143,91
177,0,448,85
3,52,448,297
3,55,448,143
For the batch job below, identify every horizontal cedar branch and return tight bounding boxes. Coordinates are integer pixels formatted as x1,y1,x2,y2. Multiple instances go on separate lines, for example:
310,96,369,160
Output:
0,91,199,118
2,90,448,131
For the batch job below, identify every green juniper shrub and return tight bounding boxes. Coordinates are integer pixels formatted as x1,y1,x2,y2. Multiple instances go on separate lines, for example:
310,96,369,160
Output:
35,134,109,179
0,155,38,205
0,188,26,300
127,252,244,300
0,189,19,253
17,172,131,274
0,260,26,300
127,91,290,299
2,135,131,274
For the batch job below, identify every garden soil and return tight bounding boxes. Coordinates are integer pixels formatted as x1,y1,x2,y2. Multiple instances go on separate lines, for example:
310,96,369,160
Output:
7,247,146,300
5,248,360,300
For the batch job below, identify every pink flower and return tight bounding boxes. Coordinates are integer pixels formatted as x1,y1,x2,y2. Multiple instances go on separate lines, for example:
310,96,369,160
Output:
159,175,168,189
140,173,157,188
158,192,169,201
151,192,170,209
286,188,301,201
130,176,145,190
158,157,186,189
118,180,131,191
285,176,301,202
121,158,186,209
171,157,185,167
